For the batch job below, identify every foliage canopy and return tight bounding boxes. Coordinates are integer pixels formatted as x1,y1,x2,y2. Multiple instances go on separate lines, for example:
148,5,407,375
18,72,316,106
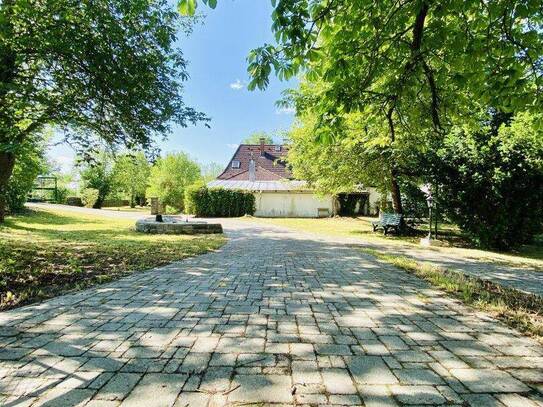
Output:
0,0,205,220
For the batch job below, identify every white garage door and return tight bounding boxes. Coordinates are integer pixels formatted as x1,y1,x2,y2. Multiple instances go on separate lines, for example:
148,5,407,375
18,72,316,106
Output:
254,192,334,218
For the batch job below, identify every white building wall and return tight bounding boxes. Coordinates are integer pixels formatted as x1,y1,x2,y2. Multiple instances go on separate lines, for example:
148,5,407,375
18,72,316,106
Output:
254,192,335,218
366,187,382,215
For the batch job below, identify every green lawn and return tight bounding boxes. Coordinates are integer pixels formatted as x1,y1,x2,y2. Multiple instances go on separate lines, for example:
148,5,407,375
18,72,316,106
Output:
0,207,225,310
243,216,543,266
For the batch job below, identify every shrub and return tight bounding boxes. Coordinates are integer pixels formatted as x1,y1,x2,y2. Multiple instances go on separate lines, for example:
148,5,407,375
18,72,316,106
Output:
102,199,130,207
65,197,83,207
433,112,543,250
54,186,70,204
81,188,99,208
185,186,255,217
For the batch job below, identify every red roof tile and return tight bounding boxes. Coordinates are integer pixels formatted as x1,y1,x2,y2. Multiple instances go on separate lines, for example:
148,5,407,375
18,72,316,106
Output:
217,144,292,180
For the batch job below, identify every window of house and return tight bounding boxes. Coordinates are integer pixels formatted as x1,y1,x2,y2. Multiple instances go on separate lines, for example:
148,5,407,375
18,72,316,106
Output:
274,145,281,152
231,160,240,169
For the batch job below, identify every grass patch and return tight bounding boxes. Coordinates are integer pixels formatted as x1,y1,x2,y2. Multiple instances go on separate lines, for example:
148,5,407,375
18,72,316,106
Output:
361,248,543,339
0,207,225,310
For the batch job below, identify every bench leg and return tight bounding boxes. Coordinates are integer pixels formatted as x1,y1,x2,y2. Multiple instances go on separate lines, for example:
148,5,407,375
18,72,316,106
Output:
383,227,388,236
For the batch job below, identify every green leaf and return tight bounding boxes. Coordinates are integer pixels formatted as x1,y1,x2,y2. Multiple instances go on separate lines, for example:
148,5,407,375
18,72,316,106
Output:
178,0,197,16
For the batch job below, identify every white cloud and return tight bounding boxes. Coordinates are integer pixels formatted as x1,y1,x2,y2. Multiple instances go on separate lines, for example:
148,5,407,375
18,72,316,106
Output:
229,79,245,90
275,107,296,115
227,143,239,150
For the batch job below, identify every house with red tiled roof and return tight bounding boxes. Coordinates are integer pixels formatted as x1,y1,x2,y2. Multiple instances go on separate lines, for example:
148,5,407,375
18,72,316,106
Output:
217,140,291,181
208,138,381,218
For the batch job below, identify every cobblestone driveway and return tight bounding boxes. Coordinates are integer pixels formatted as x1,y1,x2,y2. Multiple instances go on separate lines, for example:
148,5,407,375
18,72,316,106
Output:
1,222,543,406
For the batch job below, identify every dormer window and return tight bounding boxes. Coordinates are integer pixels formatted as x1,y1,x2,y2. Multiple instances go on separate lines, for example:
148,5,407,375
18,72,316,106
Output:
274,145,281,152
231,160,240,169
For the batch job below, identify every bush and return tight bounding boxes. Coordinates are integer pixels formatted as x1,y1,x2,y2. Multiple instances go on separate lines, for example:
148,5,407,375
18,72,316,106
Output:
185,186,255,217
55,186,70,204
81,188,99,208
433,112,543,250
102,199,130,207
65,196,83,207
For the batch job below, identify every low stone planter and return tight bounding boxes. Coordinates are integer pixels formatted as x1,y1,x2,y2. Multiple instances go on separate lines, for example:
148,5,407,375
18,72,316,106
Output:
135,217,223,235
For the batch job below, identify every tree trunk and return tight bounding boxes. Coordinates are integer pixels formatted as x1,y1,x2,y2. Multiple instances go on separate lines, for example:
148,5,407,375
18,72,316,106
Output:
390,168,403,214
0,151,16,222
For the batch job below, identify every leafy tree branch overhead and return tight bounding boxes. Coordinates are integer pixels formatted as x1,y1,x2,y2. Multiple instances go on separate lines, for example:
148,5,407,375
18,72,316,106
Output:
0,0,207,222
180,0,542,213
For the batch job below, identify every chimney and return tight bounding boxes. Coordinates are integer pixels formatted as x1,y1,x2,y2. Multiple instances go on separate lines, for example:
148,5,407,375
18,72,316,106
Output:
249,159,256,182
259,137,265,156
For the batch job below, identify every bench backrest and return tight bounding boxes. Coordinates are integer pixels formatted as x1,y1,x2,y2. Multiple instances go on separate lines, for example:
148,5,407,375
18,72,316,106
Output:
380,212,402,225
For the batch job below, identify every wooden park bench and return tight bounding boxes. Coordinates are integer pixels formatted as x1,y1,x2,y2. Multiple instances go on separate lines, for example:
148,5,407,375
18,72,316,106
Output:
372,212,403,235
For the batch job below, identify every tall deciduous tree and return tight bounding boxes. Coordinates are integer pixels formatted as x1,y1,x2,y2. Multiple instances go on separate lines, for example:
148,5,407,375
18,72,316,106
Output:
112,153,151,207
181,0,543,213
146,152,201,212
0,0,206,221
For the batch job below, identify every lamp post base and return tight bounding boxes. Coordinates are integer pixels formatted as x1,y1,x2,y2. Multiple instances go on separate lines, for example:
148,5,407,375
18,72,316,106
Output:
420,237,444,247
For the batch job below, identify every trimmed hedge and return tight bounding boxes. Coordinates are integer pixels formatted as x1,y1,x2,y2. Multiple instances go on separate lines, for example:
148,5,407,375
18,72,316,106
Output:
65,196,83,207
185,185,255,217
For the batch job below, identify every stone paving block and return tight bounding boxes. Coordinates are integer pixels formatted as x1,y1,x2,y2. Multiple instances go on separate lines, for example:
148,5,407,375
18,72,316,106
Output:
198,367,233,393
496,393,542,407
0,348,30,361
229,374,293,403
394,368,445,385
33,387,96,406
359,384,399,407
56,371,102,389
322,368,358,395
315,344,351,356
390,384,446,405
451,369,531,393
329,393,362,405
209,353,237,367
95,373,141,401
215,337,265,353
80,358,125,372
179,352,211,373
393,350,434,363
442,340,495,356
346,356,398,385
120,373,187,406
508,368,543,383
461,393,504,406
173,391,210,407
292,360,321,384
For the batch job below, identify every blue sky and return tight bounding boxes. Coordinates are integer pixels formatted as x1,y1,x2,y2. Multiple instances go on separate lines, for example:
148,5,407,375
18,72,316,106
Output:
49,0,296,172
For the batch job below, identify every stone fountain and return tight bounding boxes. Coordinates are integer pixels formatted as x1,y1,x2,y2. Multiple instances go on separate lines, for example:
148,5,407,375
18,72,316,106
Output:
135,198,223,235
